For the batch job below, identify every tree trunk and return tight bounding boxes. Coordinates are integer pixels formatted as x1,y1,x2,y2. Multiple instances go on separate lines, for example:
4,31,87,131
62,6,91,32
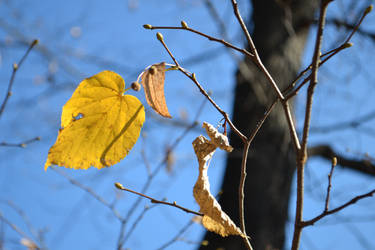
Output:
200,1,317,249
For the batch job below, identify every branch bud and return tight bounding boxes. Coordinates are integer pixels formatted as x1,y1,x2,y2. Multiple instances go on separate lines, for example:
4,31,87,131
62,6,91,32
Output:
131,81,141,91
181,20,188,29
156,32,164,42
143,24,153,29
365,5,373,15
13,63,18,70
343,42,353,48
32,39,39,46
332,157,337,167
114,182,124,190
191,73,196,80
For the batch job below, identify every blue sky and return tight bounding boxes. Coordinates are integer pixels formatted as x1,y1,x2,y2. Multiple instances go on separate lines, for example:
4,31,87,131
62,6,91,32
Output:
0,0,374,249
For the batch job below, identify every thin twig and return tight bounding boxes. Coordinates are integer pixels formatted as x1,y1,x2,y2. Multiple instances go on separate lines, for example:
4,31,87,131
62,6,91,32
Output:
284,3,371,101
302,188,375,227
324,157,337,212
52,167,124,221
238,141,252,250
230,0,284,100
116,98,208,249
114,183,203,216
292,1,331,250
156,219,195,250
148,25,254,58
229,0,301,154
0,39,38,119
236,99,278,249
156,33,247,142
0,136,41,148
0,212,40,249
1,200,45,248
122,204,156,244
285,42,352,100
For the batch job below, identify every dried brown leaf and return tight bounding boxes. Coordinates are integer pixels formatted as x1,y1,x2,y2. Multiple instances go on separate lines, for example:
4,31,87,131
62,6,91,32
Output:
192,125,244,238
141,62,172,118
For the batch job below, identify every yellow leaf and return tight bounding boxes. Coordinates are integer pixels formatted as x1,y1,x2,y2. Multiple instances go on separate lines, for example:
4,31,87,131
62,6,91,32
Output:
141,62,172,118
192,123,245,238
45,71,145,170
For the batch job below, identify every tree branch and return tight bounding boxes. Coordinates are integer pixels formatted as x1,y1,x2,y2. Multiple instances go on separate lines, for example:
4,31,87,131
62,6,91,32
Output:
302,188,375,227
292,1,331,249
114,183,203,216
0,39,38,119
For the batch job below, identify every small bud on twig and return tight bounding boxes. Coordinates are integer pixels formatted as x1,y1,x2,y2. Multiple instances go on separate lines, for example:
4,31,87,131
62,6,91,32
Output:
13,63,18,70
114,182,124,190
32,39,39,46
191,73,196,81
332,157,337,167
156,32,164,42
365,5,373,15
181,20,188,29
143,24,153,29
343,42,353,48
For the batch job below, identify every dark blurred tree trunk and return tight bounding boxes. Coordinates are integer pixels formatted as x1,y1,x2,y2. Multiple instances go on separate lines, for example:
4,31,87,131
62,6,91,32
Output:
200,1,317,249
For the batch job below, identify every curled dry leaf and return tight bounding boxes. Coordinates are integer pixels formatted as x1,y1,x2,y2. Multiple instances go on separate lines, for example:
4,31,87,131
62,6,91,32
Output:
141,62,172,118
192,123,244,238
202,122,233,153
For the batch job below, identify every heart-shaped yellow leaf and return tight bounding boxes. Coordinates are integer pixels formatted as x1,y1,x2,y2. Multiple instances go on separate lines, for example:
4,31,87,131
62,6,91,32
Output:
45,71,145,170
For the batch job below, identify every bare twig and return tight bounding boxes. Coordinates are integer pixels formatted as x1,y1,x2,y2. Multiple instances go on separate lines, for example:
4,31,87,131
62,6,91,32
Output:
114,183,203,216
284,42,352,100
302,188,375,227
1,200,44,247
238,141,252,249
156,219,195,250
116,99,208,249
0,212,40,249
146,25,254,58
52,167,124,221
0,39,38,119
285,3,371,101
0,136,40,148
122,204,156,244
230,0,284,100
324,157,337,212
310,108,375,133
155,33,247,142
292,1,331,249
229,0,301,153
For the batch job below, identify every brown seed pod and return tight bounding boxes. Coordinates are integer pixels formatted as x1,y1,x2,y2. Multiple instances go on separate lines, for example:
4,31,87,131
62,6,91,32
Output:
131,81,141,91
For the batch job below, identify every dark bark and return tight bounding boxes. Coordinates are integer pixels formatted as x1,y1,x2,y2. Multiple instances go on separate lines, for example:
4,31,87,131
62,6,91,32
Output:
199,1,317,249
